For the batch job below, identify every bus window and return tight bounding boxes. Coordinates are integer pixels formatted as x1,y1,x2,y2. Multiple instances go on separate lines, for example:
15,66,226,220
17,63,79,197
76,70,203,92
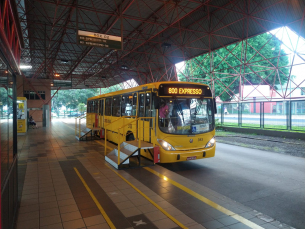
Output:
139,93,145,117
99,100,104,115
88,101,92,113
105,98,112,116
121,95,133,116
94,100,98,113
132,94,137,116
145,92,151,117
87,101,90,113
112,96,121,117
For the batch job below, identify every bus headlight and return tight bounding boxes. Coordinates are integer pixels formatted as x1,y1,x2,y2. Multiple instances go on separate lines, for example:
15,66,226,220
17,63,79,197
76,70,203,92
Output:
157,139,176,151
205,137,215,148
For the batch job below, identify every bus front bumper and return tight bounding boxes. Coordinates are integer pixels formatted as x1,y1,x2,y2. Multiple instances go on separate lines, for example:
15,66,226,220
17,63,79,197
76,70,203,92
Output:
159,145,216,163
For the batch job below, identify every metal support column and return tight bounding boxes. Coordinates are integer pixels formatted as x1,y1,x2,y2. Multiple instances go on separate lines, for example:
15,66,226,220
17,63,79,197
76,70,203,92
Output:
221,103,224,126
260,102,264,129
238,103,242,127
42,104,50,127
287,101,291,130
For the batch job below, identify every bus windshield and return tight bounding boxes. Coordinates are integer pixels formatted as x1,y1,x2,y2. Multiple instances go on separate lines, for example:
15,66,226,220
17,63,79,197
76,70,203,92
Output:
158,98,214,135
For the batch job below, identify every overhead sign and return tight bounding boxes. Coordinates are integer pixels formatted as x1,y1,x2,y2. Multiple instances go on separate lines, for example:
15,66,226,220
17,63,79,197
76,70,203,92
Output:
159,84,212,97
77,30,122,50
0,77,7,84
53,80,72,87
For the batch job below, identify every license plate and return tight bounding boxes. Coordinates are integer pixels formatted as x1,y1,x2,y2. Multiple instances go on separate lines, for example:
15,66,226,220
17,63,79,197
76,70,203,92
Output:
187,156,196,160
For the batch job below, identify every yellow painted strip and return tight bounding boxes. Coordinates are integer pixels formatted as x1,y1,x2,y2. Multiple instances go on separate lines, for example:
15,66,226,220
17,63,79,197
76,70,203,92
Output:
145,167,264,229
105,164,187,229
74,167,116,229
96,140,114,151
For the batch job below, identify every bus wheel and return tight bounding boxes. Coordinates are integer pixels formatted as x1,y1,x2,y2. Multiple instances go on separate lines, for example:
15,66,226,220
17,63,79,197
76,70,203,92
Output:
126,131,135,141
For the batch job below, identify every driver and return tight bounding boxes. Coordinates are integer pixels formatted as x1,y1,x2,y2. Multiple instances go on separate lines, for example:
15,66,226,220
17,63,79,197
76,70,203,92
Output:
159,100,169,127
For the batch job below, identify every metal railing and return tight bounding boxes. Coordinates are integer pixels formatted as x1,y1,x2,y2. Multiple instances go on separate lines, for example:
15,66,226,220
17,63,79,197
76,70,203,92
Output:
216,100,305,132
75,113,87,138
104,116,155,165
104,116,136,156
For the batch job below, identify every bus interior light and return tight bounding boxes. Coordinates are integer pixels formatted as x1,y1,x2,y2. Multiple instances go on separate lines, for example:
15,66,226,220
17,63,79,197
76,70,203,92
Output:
157,139,175,151
205,137,215,148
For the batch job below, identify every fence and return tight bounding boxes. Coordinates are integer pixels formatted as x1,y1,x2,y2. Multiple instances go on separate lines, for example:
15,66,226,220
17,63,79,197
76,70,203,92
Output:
215,100,305,132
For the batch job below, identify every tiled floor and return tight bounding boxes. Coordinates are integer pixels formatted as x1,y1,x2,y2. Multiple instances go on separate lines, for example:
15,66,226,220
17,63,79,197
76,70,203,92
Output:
15,120,293,229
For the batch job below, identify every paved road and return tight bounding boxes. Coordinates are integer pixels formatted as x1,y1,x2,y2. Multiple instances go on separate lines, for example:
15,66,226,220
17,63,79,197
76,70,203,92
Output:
161,143,305,229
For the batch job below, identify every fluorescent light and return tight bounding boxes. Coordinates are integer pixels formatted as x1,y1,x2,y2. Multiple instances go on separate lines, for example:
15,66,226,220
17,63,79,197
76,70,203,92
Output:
20,65,32,69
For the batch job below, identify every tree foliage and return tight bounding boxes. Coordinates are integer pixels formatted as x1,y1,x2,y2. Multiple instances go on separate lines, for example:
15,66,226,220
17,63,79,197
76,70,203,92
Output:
179,33,290,101
78,103,86,113
51,89,99,111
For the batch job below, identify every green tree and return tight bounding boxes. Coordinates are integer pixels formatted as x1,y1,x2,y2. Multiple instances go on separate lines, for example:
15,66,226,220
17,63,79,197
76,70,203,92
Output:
179,33,290,101
78,103,86,114
51,89,99,112
0,87,7,106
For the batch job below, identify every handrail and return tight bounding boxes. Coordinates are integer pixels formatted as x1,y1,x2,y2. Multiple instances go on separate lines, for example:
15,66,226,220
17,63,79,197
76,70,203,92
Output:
75,113,87,138
104,116,137,156
117,117,155,165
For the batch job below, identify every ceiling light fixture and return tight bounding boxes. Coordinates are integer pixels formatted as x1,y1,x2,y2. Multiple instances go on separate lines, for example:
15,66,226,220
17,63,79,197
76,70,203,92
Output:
161,42,171,48
61,59,69,64
20,65,32,69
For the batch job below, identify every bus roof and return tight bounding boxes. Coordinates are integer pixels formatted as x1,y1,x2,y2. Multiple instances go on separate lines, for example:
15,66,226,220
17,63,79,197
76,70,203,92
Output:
87,81,209,100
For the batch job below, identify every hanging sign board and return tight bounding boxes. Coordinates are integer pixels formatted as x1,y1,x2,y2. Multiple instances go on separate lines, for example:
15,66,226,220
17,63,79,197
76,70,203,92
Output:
53,80,72,87
77,30,122,50
0,77,7,84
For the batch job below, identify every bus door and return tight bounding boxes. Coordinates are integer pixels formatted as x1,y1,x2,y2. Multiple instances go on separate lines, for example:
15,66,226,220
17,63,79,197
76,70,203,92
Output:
121,94,136,141
138,91,152,142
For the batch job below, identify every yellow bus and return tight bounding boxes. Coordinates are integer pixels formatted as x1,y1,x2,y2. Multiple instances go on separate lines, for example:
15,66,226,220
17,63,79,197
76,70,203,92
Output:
86,81,216,164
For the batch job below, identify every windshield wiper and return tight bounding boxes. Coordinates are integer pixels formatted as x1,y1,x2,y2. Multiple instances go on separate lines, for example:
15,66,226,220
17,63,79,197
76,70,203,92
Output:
173,99,184,124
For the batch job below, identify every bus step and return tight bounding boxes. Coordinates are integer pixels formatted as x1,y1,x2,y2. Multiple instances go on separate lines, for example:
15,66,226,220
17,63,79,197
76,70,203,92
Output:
105,149,129,169
124,140,154,149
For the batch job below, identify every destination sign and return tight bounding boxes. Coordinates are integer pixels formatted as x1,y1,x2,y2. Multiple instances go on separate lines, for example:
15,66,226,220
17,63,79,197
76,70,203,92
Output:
168,87,203,95
53,80,72,88
159,84,212,97
77,30,122,50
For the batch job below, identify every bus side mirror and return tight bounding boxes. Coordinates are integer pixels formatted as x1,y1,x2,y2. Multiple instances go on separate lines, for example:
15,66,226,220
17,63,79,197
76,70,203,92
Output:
213,98,217,114
153,93,160,109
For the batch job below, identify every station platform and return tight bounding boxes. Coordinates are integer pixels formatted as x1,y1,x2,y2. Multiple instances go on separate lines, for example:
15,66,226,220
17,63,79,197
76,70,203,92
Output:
15,120,288,229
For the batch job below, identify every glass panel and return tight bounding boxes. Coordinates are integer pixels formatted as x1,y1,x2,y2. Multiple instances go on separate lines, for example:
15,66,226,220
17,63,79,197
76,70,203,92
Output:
99,100,103,115
264,101,287,129
121,95,133,116
112,96,121,117
1,72,8,183
105,98,112,116
223,103,239,126
242,102,260,128
291,100,305,131
7,79,13,168
158,98,214,134
132,94,137,116
139,93,145,117
145,93,151,117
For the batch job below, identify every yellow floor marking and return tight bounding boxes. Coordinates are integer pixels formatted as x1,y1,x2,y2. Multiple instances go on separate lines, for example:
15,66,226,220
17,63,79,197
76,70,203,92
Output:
74,167,116,229
145,167,264,229
95,140,114,151
105,164,187,229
